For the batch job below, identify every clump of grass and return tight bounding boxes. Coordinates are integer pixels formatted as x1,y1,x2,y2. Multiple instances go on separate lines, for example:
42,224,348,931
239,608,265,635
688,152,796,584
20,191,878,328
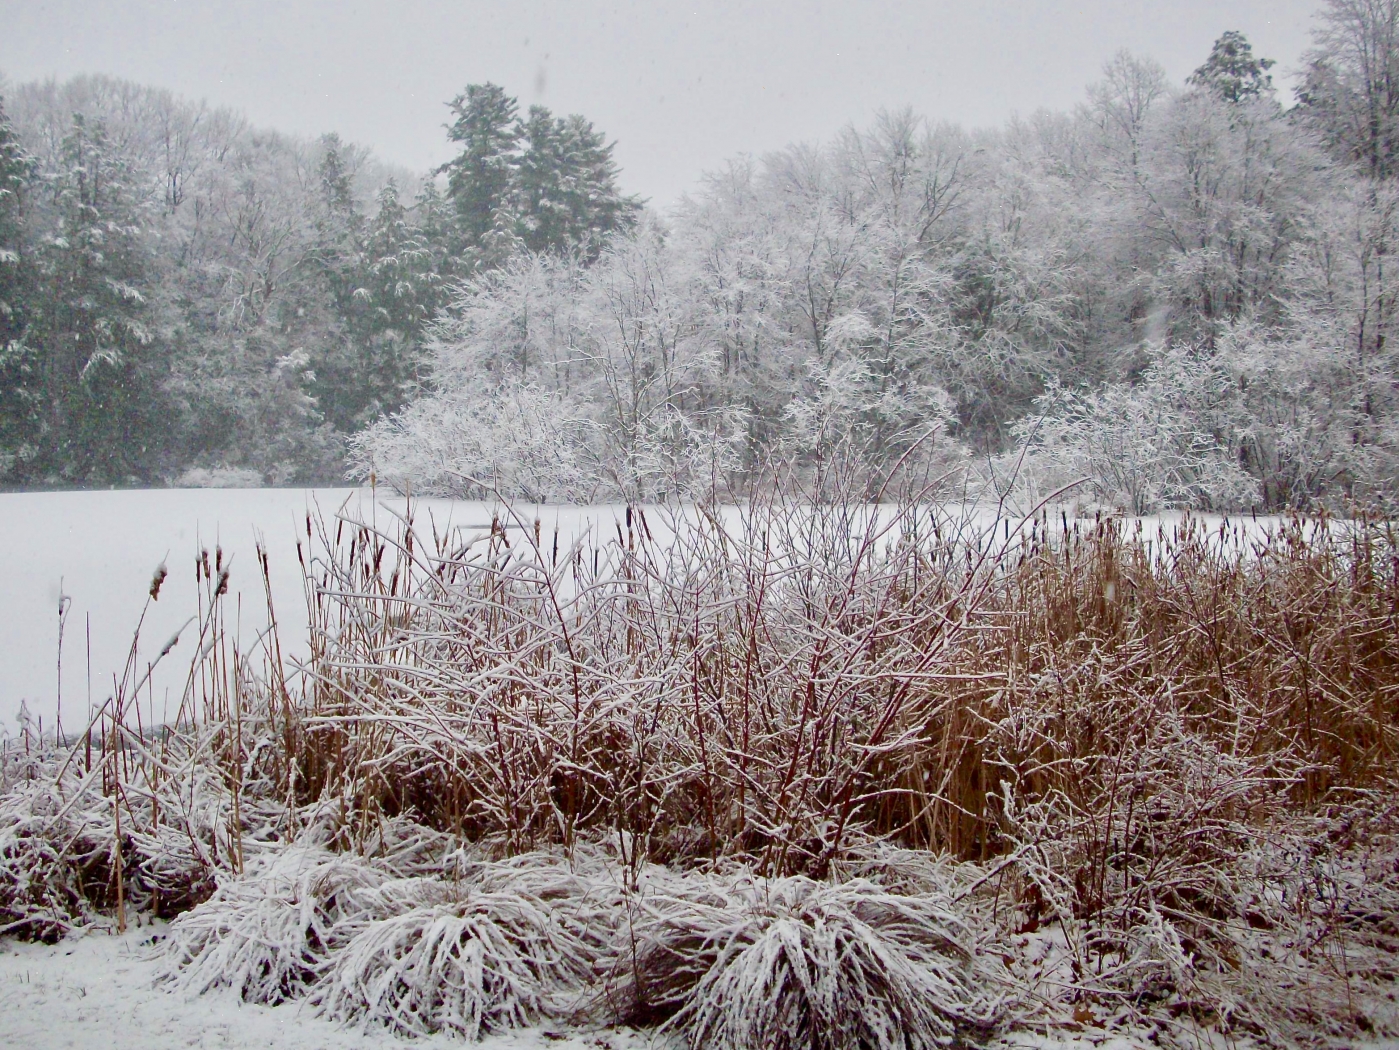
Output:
4,476,1398,1046
614,872,1004,1050
0,743,218,940
292,502,1399,866
274,497,1398,1043
158,845,384,1003
0,777,100,941
313,874,599,1038
293,491,1010,872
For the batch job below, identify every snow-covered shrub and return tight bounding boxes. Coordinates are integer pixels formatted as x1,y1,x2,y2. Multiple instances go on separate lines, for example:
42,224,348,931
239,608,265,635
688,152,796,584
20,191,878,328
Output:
0,779,101,941
1144,320,1399,512
348,379,597,501
126,820,218,919
173,465,266,489
158,846,384,1003
0,728,232,937
313,874,600,1038
830,843,983,900
615,873,1004,1050
1011,349,1255,514
452,844,627,957
784,353,956,476
596,400,748,502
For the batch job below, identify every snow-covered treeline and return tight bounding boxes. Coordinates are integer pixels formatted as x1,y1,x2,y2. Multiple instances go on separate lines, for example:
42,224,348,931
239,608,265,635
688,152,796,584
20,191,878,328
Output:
0,77,637,487
3,6,1399,511
354,18,1399,511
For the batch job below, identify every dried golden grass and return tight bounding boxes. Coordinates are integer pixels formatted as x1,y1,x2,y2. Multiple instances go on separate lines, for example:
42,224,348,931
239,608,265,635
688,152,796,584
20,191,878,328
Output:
288,506,1397,863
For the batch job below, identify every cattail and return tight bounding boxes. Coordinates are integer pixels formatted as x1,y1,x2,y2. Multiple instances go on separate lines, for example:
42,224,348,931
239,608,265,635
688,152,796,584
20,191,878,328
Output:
149,561,168,601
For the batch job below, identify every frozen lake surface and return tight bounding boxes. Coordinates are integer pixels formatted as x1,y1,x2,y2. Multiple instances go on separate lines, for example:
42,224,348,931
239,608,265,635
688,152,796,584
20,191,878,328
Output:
0,488,641,737
0,487,1296,736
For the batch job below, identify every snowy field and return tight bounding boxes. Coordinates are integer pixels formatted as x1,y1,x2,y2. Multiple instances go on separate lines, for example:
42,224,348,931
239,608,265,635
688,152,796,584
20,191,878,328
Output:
0,487,1296,735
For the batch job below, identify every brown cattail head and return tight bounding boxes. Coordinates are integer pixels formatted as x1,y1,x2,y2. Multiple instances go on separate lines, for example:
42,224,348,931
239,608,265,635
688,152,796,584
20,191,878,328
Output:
149,562,168,601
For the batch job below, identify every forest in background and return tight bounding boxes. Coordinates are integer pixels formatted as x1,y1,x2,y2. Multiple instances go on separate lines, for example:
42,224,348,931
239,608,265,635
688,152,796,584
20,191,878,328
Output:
0,78,639,487
2,0,1399,512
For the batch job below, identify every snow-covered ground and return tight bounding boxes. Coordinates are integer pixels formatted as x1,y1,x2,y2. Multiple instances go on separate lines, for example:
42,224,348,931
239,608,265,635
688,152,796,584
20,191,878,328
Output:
7,924,1394,1050
0,923,1150,1050
0,923,650,1050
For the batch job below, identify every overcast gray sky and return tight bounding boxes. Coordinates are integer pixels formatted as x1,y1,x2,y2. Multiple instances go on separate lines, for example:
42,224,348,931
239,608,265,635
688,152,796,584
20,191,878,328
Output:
0,0,1320,206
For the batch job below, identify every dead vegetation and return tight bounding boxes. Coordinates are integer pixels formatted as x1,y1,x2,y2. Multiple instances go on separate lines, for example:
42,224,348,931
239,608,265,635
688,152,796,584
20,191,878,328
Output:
1,472,1396,1047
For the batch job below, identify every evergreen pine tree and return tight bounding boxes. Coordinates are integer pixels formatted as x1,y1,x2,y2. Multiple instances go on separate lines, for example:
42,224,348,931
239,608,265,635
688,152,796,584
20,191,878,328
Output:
314,133,367,320
28,114,164,483
1187,30,1276,103
553,112,643,254
515,106,642,256
411,178,459,279
311,179,442,431
0,95,28,343
438,84,640,266
515,105,570,254
361,180,441,334
440,83,520,259
0,95,38,478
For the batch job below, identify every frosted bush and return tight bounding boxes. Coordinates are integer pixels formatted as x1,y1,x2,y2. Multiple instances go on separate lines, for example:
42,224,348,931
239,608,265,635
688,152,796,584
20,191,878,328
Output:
313,875,599,1038
174,465,266,489
0,780,99,941
0,737,226,938
1011,350,1256,514
158,846,384,1003
616,873,1005,1050
347,379,597,501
